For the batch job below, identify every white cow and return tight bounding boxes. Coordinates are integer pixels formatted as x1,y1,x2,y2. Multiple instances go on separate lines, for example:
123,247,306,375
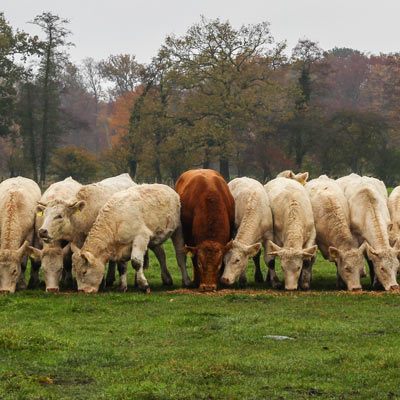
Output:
264,177,317,290
27,177,82,291
0,177,41,293
221,177,273,286
306,175,366,291
337,174,399,290
71,184,189,293
388,186,400,247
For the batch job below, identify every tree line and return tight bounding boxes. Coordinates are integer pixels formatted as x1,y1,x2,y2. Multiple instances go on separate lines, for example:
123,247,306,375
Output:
1,13,399,185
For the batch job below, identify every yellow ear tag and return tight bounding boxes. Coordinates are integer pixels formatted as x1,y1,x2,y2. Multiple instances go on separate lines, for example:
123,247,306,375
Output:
37,211,43,217
187,251,193,257
74,209,81,214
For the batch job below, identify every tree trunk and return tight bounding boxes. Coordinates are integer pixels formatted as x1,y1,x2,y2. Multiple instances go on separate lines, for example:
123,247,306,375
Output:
40,34,53,186
26,84,38,182
128,158,137,179
219,157,230,181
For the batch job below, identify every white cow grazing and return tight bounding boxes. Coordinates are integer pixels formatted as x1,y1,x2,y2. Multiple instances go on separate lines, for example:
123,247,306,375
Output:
221,177,273,286
337,174,399,290
0,177,41,293
277,170,309,185
27,177,82,292
71,184,190,293
264,177,317,290
389,186,400,246
306,175,366,291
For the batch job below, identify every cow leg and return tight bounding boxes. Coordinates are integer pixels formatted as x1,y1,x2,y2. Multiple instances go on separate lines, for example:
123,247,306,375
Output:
238,272,247,288
28,257,41,289
59,250,73,289
131,257,150,293
151,245,173,286
193,260,200,288
17,256,28,290
133,252,148,289
367,258,383,290
253,250,264,283
171,226,192,287
105,261,116,287
117,262,128,292
299,259,314,291
266,258,282,289
336,272,346,290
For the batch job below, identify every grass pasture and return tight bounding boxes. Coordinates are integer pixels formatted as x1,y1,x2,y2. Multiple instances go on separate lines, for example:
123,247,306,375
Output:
1,241,400,399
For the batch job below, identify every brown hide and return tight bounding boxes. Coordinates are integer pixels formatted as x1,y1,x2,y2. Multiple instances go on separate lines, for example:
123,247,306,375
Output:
175,169,235,290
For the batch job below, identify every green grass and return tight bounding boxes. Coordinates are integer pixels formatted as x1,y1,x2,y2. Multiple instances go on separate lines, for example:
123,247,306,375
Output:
1,242,400,399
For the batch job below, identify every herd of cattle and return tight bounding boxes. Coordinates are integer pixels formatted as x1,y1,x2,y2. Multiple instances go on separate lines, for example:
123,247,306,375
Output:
0,168,400,294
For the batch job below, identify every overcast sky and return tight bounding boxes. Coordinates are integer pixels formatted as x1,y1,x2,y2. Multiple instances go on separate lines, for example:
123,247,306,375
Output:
3,0,400,63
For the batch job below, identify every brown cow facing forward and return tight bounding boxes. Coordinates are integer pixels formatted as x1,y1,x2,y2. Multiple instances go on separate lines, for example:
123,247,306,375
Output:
176,169,235,291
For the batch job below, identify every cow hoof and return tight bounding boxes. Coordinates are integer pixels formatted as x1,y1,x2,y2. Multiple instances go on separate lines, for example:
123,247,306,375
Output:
118,285,128,293
140,286,151,294
183,280,195,289
269,279,282,290
17,281,27,290
162,277,174,286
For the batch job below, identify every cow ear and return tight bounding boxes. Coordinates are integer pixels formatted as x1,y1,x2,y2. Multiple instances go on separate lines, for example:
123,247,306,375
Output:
82,251,96,265
16,241,29,258
267,240,282,256
328,246,340,262
302,245,317,259
27,246,43,260
358,241,368,255
185,246,197,257
246,242,261,257
70,242,81,254
365,243,378,258
224,240,234,254
68,200,86,214
296,172,309,185
36,203,46,215
62,243,71,257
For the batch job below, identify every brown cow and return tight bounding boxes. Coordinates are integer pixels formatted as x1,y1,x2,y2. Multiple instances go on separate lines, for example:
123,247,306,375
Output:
176,169,235,291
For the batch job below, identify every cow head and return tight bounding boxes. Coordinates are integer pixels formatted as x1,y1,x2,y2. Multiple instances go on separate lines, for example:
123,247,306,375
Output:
38,200,86,243
328,243,366,291
364,242,400,291
0,241,29,293
186,240,228,291
220,240,261,285
28,243,70,292
267,240,317,290
71,243,104,293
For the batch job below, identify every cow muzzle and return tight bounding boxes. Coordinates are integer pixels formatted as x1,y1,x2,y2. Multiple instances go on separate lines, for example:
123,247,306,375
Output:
0,290,10,294
39,228,52,242
199,284,217,292
390,285,400,292
46,287,59,293
220,277,233,286
78,287,97,294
